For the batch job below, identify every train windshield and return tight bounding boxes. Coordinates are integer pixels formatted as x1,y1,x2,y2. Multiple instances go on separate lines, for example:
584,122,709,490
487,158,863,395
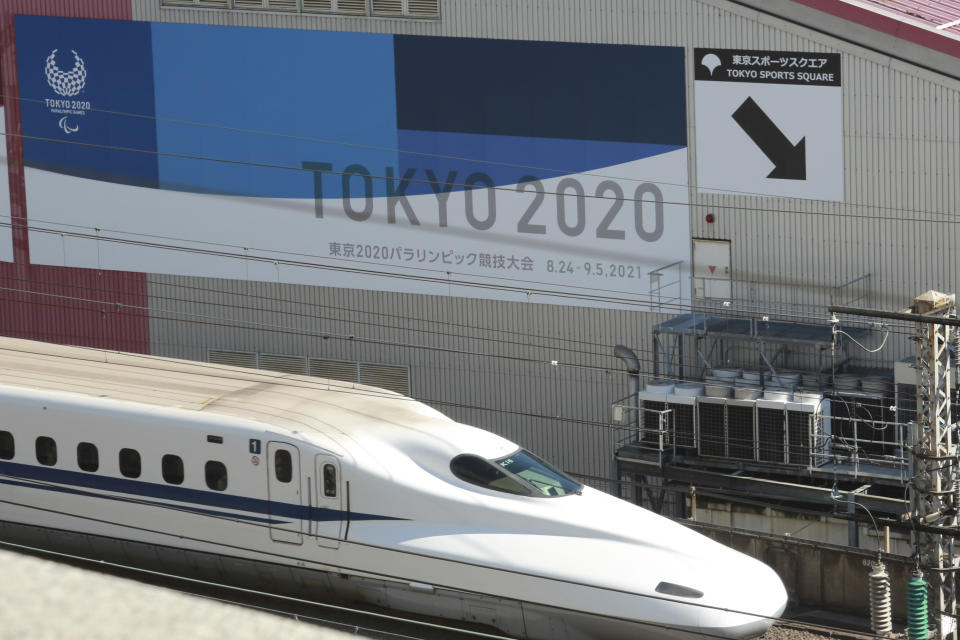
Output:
495,449,582,497
450,454,532,495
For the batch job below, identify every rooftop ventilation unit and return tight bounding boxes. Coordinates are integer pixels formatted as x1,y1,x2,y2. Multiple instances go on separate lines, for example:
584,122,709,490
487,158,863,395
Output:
698,398,727,458
755,393,829,467
726,398,756,461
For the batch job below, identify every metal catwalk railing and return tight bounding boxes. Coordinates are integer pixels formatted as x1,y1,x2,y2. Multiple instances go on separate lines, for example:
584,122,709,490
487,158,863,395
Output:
612,391,910,475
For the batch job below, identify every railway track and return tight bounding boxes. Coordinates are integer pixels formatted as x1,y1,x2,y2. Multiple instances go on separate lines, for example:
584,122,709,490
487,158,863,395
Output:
4,539,883,640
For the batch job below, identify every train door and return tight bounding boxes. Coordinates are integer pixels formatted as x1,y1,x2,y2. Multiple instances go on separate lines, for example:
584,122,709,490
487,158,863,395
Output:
314,454,342,549
267,441,303,544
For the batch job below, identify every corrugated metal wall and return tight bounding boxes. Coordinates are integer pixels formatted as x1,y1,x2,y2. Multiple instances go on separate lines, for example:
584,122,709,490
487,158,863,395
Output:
130,0,960,480
148,274,660,480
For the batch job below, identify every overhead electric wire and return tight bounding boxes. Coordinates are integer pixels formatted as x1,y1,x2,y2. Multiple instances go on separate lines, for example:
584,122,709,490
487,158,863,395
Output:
5,90,959,221
4,129,960,227
7,92,711,195
2,219,714,311
0,338,632,435
836,328,892,353
4,210,917,330
0,298,905,456
0,232,913,368
0,285,915,409
0,287,628,374
8,210,855,324
1,216,918,334
0,265,642,362
0,344,639,437
0,262,918,383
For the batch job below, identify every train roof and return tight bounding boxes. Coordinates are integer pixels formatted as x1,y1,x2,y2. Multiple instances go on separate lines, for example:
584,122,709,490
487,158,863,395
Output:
0,338,503,457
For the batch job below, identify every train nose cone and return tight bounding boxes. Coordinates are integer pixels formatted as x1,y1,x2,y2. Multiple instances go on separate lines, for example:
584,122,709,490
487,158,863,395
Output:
699,555,787,639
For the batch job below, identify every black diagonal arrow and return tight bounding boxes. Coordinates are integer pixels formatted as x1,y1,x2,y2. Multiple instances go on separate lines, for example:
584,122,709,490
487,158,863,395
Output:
732,97,806,180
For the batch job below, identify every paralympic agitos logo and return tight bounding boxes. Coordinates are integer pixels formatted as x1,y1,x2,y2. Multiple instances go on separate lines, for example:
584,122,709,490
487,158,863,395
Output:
43,49,90,135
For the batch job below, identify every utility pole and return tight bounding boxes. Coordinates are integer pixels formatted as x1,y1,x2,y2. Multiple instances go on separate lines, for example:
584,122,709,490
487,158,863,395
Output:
912,291,958,640
830,290,960,639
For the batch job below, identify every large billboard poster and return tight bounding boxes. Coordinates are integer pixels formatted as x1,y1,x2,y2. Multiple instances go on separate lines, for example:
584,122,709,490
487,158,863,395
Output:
16,16,689,308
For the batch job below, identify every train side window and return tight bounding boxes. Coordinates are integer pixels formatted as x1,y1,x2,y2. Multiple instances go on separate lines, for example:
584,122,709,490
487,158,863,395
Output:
35,436,57,466
0,431,14,460
205,460,228,491
274,449,292,483
119,448,141,478
162,454,184,485
323,464,337,497
77,442,99,472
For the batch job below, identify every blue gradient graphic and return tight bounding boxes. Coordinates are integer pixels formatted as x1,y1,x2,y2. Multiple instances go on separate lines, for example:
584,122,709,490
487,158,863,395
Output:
151,23,399,198
16,15,158,187
394,35,686,146
396,130,683,195
17,18,687,198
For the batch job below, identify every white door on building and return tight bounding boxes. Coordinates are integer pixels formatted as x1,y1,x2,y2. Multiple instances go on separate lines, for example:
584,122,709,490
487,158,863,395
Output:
267,441,303,544
692,239,732,300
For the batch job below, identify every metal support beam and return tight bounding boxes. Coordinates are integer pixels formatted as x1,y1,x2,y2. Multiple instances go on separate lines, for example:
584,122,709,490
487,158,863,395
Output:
847,495,858,548
829,304,960,327
830,292,960,639
847,486,871,548
616,456,905,516
913,309,959,640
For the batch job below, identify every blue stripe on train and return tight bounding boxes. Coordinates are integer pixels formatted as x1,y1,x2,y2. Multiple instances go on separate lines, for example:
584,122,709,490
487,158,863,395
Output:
0,476,284,524
0,460,404,524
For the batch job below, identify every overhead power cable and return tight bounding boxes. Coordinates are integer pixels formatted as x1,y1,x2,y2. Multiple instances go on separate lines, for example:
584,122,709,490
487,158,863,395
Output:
2,217,911,332
2,129,960,226
0,280,912,393
0,294,904,424
5,90,959,219
1,219,707,310
0,268,668,361
3,210,910,328
0,340,648,435
0,272,917,387
0,287,629,375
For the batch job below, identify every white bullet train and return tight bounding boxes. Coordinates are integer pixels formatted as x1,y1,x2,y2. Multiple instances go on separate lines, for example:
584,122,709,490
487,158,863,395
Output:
0,337,787,639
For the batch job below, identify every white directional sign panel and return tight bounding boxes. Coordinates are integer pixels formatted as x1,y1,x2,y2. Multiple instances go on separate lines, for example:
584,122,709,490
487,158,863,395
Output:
694,49,843,201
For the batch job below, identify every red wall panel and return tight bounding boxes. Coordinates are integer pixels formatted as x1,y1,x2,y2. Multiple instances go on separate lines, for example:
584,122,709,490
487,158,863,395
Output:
0,262,149,353
0,1,148,351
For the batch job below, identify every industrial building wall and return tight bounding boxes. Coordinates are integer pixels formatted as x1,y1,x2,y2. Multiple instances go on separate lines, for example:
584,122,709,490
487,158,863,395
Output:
132,0,960,337
4,0,951,481
125,0,960,479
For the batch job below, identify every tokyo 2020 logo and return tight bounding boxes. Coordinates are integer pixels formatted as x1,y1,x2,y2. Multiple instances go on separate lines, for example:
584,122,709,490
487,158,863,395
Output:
44,49,86,97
